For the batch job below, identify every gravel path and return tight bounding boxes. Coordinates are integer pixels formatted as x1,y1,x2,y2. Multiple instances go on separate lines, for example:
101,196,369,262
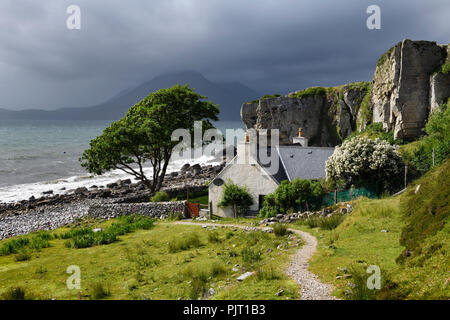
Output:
285,228,338,300
174,221,337,300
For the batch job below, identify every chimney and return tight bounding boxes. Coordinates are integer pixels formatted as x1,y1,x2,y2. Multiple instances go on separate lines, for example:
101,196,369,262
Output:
292,127,308,147
237,131,257,164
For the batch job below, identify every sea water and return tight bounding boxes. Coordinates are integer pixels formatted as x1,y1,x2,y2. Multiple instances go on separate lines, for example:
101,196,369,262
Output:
0,119,244,203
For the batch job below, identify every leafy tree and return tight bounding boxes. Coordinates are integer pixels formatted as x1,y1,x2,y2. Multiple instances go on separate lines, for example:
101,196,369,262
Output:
218,180,253,219
150,191,169,202
80,84,219,192
259,179,323,217
325,136,404,191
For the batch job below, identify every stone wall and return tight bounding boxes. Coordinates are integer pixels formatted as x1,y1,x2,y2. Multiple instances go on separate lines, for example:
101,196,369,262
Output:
88,201,187,220
116,185,208,203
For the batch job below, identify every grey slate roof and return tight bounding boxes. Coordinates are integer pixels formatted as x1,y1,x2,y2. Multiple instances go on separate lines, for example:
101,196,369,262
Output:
257,148,289,183
212,145,335,186
276,146,335,181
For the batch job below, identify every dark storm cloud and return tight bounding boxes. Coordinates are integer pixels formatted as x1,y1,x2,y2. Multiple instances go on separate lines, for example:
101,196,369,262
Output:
0,0,449,109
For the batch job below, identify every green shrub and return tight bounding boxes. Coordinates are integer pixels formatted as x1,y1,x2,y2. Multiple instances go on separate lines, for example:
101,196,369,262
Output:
0,238,30,256
440,62,450,74
90,282,111,300
14,250,31,262
241,247,262,264
189,272,209,300
273,224,288,237
168,233,202,253
210,262,227,276
182,267,209,299
168,211,184,221
218,180,253,218
64,216,154,249
305,216,319,228
255,267,282,281
304,214,345,230
225,231,234,239
0,287,28,300
60,228,93,240
347,123,404,145
34,231,54,241
291,87,327,99
207,231,220,243
259,179,323,217
29,237,50,250
343,266,381,300
317,214,346,230
150,191,169,202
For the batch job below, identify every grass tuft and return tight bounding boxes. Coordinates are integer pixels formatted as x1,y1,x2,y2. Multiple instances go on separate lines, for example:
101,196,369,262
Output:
168,233,202,253
273,224,288,237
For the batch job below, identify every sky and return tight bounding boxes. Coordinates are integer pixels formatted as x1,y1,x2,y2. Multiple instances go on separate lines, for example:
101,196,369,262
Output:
0,0,449,110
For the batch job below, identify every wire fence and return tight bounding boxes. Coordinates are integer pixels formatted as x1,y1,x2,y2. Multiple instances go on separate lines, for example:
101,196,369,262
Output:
305,183,379,211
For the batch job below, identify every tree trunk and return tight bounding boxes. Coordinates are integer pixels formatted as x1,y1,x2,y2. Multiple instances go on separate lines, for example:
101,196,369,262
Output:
155,155,170,191
233,204,237,220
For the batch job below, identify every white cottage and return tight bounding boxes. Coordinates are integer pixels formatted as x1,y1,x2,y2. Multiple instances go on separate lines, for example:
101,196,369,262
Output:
208,129,335,217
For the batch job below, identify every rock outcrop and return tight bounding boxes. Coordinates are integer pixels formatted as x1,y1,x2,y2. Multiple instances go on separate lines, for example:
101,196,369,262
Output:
241,39,449,145
241,83,371,146
372,39,448,140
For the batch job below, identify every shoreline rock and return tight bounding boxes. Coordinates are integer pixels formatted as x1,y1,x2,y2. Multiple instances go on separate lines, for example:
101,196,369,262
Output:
0,163,225,218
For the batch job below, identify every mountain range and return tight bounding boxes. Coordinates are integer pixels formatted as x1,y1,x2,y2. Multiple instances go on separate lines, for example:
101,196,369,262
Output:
0,71,260,121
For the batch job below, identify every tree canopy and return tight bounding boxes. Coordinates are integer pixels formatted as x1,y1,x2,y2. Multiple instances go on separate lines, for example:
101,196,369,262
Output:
325,136,403,191
80,84,219,192
218,180,253,218
259,178,323,217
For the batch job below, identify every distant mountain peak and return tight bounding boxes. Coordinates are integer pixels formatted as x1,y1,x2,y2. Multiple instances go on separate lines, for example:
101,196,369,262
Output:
0,70,260,122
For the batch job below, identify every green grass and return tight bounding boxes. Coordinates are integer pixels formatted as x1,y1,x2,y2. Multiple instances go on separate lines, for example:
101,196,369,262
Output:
291,198,406,299
439,62,450,74
0,220,300,300
290,159,450,300
63,215,155,249
290,87,327,99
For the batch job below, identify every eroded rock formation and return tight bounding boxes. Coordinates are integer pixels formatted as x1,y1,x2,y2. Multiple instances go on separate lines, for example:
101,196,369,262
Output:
241,39,449,145
372,39,448,140
241,83,371,146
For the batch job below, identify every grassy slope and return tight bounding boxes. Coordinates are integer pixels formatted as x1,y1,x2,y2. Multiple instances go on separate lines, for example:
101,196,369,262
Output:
291,198,405,298
0,221,299,300
291,160,450,299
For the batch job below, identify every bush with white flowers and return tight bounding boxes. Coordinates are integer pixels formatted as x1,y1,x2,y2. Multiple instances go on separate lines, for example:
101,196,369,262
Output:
326,136,403,189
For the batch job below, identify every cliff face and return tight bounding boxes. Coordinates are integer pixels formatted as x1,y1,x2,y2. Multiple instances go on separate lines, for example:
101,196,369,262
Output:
241,83,371,146
372,40,448,140
242,39,449,146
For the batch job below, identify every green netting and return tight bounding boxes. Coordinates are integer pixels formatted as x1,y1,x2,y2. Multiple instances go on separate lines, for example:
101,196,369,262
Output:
304,184,379,211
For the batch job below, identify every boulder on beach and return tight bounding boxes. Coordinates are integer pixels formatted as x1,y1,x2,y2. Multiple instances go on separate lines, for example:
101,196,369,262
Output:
180,163,191,173
188,164,202,175
74,187,88,195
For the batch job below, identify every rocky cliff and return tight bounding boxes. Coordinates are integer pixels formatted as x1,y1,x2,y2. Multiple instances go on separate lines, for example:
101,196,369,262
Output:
241,83,372,146
242,39,449,145
372,39,448,140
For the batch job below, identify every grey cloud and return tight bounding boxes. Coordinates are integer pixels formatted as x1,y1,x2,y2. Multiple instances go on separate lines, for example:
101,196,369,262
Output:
0,0,448,109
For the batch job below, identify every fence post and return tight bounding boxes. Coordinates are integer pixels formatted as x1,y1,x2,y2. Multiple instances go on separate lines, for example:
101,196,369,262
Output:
404,165,408,189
